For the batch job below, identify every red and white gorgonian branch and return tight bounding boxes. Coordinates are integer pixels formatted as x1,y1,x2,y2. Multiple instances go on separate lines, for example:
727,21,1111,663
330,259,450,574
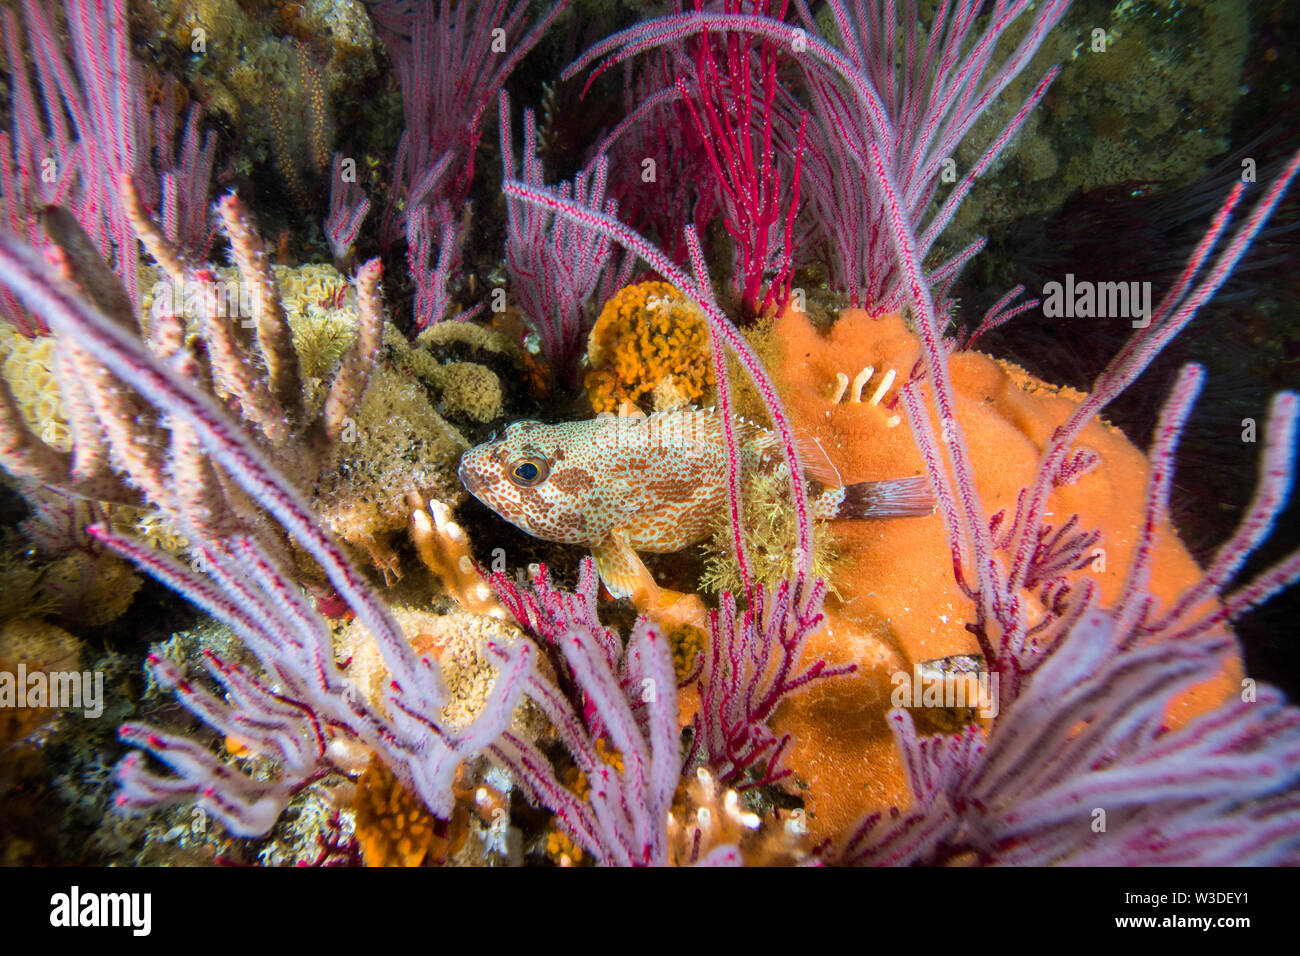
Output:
564,1,1067,310
324,151,370,264
695,574,853,790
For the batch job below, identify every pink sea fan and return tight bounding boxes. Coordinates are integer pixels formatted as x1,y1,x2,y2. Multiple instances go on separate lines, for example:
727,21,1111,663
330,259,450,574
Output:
488,560,686,865
324,152,370,265
671,0,807,318
694,575,853,790
0,234,534,838
370,0,568,247
829,613,1300,866
1,0,214,332
850,147,1300,864
564,1,1067,313
501,93,633,385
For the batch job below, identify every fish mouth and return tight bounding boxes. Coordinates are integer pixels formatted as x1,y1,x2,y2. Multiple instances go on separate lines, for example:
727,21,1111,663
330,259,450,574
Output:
457,457,483,498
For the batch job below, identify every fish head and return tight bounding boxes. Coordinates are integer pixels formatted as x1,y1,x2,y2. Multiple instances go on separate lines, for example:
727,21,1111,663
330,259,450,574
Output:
458,419,601,545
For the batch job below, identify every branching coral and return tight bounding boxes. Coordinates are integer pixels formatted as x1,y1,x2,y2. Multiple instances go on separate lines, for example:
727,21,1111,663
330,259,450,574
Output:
408,495,503,617
0,229,536,838
0,177,470,581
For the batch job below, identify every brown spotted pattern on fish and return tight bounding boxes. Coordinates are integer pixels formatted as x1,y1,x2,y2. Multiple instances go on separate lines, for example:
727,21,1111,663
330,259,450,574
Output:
458,408,935,598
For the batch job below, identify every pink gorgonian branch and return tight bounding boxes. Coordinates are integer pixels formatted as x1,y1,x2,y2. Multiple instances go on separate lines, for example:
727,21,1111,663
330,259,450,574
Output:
371,0,568,247
694,574,854,790
489,560,690,865
843,354,1300,864
102,525,533,838
833,360,1300,864
596,58,713,266
999,153,1300,617
408,201,461,329
828,609,1300,866
500,92,633,386
1,0,214,329
0,233,534,835
324,152,370,265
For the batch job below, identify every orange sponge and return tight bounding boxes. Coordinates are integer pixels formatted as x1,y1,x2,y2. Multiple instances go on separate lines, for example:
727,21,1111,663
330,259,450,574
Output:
758,308,1239,844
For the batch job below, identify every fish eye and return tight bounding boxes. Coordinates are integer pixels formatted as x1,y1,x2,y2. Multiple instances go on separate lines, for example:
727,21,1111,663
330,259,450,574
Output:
508,456,549,486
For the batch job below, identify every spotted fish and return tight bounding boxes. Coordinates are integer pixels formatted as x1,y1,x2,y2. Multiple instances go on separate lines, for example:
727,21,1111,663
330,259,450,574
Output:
458,408,935,600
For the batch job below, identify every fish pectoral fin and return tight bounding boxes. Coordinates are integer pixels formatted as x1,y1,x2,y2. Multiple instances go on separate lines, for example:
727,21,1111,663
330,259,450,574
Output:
592,529,660,605
796,428,844,488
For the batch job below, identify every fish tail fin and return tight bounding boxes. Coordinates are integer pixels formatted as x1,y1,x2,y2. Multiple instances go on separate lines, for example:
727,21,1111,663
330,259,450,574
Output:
815,475,936,520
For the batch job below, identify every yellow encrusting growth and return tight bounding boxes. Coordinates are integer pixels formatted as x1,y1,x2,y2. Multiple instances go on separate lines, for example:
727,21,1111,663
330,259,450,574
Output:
544,829,584,866
0,617,80,748
42,551,142,626
279,265,359,382
0,328,70,452
353,756,442,867
415,319,520,358
699,473,842,597
339,605,526,732
400,322,516,423
665,622,707,684
312,366,468,578
585,281,715,413
425,362,504,423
